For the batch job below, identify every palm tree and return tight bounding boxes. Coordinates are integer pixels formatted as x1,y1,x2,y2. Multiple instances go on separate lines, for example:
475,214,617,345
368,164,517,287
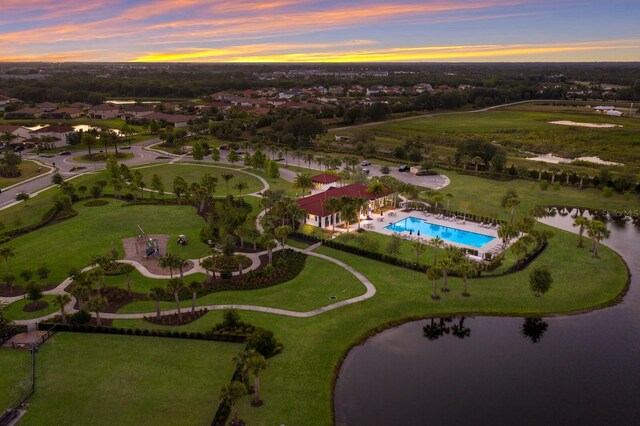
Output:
439,246,461,292
71,283,90,310
261,235,278,264
431,193,444,211
293,172,314,197
159,253,180,278
305,153,315,170
573,216,590,248
411,240,426,265
512,237,530,266
148,287,165,320
221,173,234,197
430,236,444,267
0,246,16,292
120,263,135,293
246,351,268,406
53,294,71,324
444,193,454,210
472,156,483,172
166,278,184,322
200,256,216,284
87,296,108,326
459,260,476,297
504,196,520,224
351,197,368,230
218,381,247,425
366,180,386,212
187,281,202,314
587,220,610,258
234,181,249,199
427,265,441,300
323,197,341,232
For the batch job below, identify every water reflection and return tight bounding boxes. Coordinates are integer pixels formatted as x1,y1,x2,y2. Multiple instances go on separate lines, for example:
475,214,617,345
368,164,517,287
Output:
520,317,548,344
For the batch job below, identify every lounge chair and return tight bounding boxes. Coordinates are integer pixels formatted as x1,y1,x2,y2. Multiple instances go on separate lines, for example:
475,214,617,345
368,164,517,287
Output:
478,222,484,227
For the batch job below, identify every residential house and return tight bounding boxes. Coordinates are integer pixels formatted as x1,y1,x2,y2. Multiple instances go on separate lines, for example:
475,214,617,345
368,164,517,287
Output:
89,104,120,119
141,112,192,128
36,102,58,112
414,83,433,94
4,108,41,119
48,108,83,119
328,86,344,96
122,104,155,118
0,125,29,144
366,85,387,96
0,95,20,112
347,85,365,96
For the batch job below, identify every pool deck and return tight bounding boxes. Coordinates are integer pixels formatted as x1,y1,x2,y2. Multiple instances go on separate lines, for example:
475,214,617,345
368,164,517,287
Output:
356,209,507,256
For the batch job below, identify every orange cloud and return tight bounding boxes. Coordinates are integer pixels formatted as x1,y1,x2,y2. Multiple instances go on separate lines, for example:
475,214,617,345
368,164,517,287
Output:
131,38,640,63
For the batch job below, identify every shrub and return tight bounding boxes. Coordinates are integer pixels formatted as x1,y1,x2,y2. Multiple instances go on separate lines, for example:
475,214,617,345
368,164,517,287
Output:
222,309,241,328
603,186,614,198
539,180,549,191
247,328,280,358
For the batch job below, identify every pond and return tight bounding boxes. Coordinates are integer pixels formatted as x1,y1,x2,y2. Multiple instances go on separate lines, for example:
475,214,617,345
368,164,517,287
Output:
334,209,640,425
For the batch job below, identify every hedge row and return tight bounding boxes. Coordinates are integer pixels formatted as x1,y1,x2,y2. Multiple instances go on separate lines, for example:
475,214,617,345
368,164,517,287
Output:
37,322,247,342
2,206,75,242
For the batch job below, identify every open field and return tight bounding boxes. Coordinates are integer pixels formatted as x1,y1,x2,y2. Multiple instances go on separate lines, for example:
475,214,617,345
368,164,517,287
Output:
112,227,628,425
332,107,640,168
20,333,242,425
0,200,207,285
117,255,365,314
433,169,640,220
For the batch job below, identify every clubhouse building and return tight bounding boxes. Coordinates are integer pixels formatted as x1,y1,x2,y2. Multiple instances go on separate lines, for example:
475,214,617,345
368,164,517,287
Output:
297,182,392,229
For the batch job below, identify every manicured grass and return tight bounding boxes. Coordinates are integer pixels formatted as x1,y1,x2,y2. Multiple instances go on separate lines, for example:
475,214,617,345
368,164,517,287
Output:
285,239,311,249
113,227,628,425
0,161,48,189
117,256,365,314
4,295,58,320
0,200,208,286
0,349,31,410
20,333,242,426
72,152,135,163
434,169,640,220
133,163,265,196
333,229,437,265
104,270,207,295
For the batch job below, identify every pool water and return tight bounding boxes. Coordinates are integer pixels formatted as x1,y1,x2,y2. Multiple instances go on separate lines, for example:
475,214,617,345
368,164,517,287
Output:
385,216,495,248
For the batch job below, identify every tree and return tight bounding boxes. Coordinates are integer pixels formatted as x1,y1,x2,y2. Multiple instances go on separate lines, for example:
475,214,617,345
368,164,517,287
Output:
159,253,181,278
210,146,220,162
119,263,135,294
366,180,386,211
191,142,205,160
15,192,30,203
439,246,461,292
81,132,96,156
529,266,553,297
26,281,42,302
427,265,441,300
37,264,51,280
0,246,16,292
218,381,247,425
151,174,164,198
51,172,64,185
431,193,444,210
323,197,341,232
260,235,278,264
188,280,202,314
472,156,483,172
458,259,476,297
200,255,217,284
503,194,520,223
227,149,240,165
19,269,33,283
573,216,590,248
234,181,249,199
221,173,234,197
53,294,71,324
587,220,610,258
166,278,184,321
148,287,165,320
173,176,188,203
274,225,292,247
87,296,108,326
411,240,426,265
246,350,268,406
293,172,313,197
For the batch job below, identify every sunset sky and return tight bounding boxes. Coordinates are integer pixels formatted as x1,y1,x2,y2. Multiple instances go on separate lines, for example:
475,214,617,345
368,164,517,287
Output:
1,0,639,62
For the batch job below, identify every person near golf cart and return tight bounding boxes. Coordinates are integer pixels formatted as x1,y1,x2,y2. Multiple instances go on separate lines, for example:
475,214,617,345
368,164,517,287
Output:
177,234,188,245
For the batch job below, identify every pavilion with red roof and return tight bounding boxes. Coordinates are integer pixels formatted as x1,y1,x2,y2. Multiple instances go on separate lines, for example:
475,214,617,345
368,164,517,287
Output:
297,183,391,229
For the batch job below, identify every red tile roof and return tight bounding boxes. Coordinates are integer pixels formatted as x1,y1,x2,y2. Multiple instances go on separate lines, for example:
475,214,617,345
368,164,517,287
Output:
32,125,75,133
0,125,20,133
296,183,389,217
311,173,341,184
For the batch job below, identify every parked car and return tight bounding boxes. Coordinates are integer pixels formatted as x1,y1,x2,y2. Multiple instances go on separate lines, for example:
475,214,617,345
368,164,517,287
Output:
219,145,229,150
13,145,25,152
361,168,370,174
59,150,71,155
399,165,410,172
361,160,371,166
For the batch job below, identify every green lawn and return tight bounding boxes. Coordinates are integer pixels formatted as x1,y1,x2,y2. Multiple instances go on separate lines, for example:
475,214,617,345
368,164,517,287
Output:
243,168,295,195
20,333,242,426
0,161,49,189
434,169,640,220
112,227,628,425
0,349,31,410
0,200,208,286
133,163,265,196
104,270,207,295
4,295,58,320
333,230,437,265
117,256,365,314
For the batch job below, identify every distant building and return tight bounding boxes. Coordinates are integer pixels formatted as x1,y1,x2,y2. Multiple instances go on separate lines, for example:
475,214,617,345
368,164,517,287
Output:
89,104,119,119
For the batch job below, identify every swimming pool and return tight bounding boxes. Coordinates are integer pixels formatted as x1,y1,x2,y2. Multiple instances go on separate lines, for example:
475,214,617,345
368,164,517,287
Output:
385,216,495,248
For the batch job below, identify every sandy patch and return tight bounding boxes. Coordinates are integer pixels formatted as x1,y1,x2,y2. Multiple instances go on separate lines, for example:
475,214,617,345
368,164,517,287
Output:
122,234,195,276
549,120,622,128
